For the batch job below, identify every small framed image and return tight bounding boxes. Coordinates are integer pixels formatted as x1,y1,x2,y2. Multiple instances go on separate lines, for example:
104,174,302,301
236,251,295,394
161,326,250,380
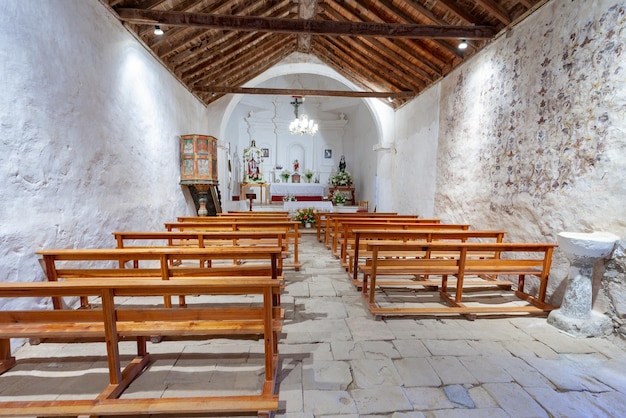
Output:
324,149,332,159
262,148,270,158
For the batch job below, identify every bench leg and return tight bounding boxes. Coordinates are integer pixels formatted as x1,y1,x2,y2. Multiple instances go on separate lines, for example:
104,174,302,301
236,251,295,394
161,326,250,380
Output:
0,339,16,374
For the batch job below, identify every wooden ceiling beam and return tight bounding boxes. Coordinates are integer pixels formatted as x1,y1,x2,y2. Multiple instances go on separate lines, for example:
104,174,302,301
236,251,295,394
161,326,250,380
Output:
166,3,294,69
320,2,445,77
181,31,279,81
201,46,297,104
115,8,497,39
356,37,435,84
296,0,318,52
434,0,485,25
474,0,512,25
194,87,416,99
312,41,399,92
188,36,295,86
322,36,428,91
152,1,292,58
373,0,466,59
311,46,405,108
331,0,458,67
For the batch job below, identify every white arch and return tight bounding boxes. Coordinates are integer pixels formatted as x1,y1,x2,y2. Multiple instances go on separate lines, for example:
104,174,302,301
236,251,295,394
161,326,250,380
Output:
215,56,394,148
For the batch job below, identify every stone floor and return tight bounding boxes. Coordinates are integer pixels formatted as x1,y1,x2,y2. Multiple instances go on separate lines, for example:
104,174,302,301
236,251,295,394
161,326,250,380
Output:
2,232,626,417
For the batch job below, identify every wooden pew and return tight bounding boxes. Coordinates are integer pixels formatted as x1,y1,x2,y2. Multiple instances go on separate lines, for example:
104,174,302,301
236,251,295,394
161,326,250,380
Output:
338,222,472,268
182,213,291,222
165,220,302,270
363,242,558,320
0,277,281,417
319,212,406,247
329,218,447,257
38,246,282,309
315,212,398,242
349,229,506,287
216,211,290,217
113,230,289,270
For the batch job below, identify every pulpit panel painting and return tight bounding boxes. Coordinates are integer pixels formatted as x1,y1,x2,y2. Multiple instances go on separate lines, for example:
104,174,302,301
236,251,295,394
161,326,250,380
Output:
180,134,218,184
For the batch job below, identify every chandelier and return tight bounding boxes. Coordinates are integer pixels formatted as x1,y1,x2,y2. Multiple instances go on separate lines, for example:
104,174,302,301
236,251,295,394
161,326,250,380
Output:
289,97,318,136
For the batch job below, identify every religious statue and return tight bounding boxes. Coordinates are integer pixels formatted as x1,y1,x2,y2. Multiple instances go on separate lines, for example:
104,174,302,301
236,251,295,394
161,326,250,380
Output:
339,155,346,171
293,159,300,172
248,157,258,176
242,140,264,183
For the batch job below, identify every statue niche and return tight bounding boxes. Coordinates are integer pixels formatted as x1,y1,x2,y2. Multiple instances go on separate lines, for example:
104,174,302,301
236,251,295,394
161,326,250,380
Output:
243,140,264,183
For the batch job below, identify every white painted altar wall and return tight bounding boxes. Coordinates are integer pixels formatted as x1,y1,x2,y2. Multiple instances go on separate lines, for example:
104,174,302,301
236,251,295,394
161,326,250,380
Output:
0,0,206,324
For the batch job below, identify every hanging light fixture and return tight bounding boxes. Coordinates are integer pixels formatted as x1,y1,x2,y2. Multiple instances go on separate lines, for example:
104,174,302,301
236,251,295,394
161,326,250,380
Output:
289,97,318,136
154,25,164,35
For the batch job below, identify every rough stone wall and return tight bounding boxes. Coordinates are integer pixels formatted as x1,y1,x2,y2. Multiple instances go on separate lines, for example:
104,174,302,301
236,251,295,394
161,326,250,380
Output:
0,0,207,325
604,243,626,337
434,0,626,322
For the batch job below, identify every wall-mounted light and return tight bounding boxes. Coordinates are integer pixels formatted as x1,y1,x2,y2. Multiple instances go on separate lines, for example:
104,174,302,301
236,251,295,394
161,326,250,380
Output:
154,25,164,35
458,39,468,50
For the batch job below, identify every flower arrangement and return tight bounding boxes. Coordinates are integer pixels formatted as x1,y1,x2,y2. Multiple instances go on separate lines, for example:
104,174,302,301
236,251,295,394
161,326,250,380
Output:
281,170,291,182
329,169,352,186
248,171,262,182
304,169,314,183
295,207,316,225
333,192,347,205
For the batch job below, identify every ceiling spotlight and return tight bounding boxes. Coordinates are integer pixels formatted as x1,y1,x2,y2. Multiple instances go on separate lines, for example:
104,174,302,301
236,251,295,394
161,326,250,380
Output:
387,97,394,103
154,25,164,35
458,39,468,50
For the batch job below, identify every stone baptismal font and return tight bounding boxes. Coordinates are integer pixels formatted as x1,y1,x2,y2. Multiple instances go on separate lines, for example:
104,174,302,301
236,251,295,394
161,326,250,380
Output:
548,231,619,337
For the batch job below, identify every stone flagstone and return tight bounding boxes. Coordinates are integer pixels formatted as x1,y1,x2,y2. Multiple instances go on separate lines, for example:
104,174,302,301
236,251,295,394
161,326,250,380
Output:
3,234,626,418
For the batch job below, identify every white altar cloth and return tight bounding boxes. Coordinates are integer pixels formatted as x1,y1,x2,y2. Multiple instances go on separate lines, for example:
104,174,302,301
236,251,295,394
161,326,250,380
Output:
269,183,326,197
283,201,334,212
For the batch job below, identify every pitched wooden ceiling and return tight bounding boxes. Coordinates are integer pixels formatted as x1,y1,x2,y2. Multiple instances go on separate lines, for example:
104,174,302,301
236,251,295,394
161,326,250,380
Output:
103,0,546,108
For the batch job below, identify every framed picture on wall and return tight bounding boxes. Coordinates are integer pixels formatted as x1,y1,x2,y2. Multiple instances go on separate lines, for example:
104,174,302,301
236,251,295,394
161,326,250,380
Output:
262,148,270,158
324,149,332,159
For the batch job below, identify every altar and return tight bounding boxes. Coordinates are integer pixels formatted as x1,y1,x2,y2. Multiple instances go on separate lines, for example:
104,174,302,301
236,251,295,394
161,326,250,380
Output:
283,201,333,212
269,183,326,202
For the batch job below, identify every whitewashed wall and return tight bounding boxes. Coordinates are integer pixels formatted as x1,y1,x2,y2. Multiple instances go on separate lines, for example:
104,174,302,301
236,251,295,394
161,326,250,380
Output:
392,0,626,329
0,0,206,321
393,84,441,217
345,104,379,208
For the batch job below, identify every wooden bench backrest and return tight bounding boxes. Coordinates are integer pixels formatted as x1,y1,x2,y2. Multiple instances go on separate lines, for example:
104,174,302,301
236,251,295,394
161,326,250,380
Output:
163,221,302,270
349,229,505,281
165,220,298,231
113,230,288,260
218,211,290,216
338,222,471,256
180,214,290,222
315,212,398,241
326,216,422,247
0,277,281,413
366,242,557,303
330,218,452,253
38,246,282,309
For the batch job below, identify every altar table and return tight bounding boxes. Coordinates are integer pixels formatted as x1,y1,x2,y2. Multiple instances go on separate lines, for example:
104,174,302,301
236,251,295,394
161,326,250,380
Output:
283,201,334,212
270,183,326,202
